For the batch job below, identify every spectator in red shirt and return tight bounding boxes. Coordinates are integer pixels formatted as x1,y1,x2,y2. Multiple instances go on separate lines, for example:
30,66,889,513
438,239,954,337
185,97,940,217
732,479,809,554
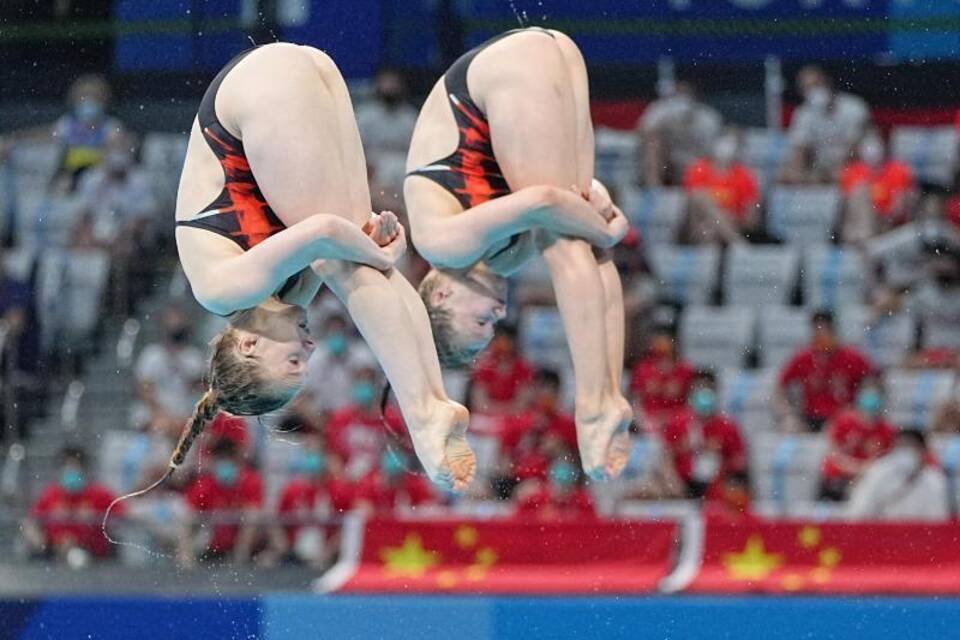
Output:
355,450,437,516
819,377,897,501
22,447,121,562
470,324,534,417
178,439,263,567
683,130,760,245
839,130,916,244
515,458,596,521
629,325,696,426
264,436,355,567
775,310,873,432
661,371,748,503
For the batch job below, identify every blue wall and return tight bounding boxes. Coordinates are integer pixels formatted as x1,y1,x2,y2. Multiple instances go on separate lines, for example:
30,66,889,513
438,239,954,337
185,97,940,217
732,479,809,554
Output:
3,595,960,640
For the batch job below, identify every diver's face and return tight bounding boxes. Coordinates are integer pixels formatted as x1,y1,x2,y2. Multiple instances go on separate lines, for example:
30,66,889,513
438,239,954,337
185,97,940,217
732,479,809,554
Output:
238,304,316,387
436,272,508,354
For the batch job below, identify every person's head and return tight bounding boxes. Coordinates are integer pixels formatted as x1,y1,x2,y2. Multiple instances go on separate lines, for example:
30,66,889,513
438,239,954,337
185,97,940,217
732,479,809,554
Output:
648,325,677,362
350,367,379,409
418,268,508,368
854,375,884,419
712,129,742,167
689,370,719,418
796,65,833,109
59,447,89,494
68,74,112,124
322,314,350,358
168,303,314,471
531,369,562,414
489,323,519,359
810,310,837,353
380,449,408,481
374,68,408,108
857,130,886,167
548,457,579,494
210,438,242,487
296,444,327,479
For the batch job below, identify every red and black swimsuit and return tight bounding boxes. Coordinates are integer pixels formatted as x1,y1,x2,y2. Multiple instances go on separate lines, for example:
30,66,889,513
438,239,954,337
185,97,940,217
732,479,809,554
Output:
407,27,554,210
176,49,300,299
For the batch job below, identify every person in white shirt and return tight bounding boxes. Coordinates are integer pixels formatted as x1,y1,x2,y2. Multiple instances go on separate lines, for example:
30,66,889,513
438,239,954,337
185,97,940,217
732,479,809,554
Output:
637,81,722,187
845,429,950,522
297,313,375,417
781,65,870,184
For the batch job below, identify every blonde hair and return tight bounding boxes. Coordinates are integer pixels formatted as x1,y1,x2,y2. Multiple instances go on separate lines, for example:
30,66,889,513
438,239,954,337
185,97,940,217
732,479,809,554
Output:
418,271,481,369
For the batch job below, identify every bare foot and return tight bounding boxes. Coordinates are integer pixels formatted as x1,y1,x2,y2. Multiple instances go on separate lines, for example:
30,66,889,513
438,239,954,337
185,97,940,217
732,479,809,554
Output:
576,397,634,481
406,400,476,491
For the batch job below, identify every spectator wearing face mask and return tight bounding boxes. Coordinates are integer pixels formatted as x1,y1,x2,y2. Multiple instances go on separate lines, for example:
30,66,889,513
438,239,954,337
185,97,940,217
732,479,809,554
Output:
638,80,723,187
845,429,949,521
839,129,916,244
819,377,896,501
515,457,596,521
661,371,748,502
133,307,206,437
629,325,696,427
355,450,437,516
780,65,870,184
470,324,535,418
299,314,374,417
22,447,122,563
683,129,760,245
775,310,874,432
179,439,264,567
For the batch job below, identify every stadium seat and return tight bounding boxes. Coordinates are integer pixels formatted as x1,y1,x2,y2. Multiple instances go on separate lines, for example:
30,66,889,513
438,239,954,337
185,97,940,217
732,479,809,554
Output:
837,305,915,368
866,222,925,288
756,305,811,370
262,435,307,508
767,186,840,245
718,367,778,435
741,127,788,191
99,430,146,494
593,126,639,190
884,369,957,430
891,125,959,187
648,245,720,306
519,306,570,370
35,248,110,354
11,141,59,178
750,433,828,513
723,244,800,307
679,305,755,370
619,187,685,246
801,244,866,309
921,314,960,352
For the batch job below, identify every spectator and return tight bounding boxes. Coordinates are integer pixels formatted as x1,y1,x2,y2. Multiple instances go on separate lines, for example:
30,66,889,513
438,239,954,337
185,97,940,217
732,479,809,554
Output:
470,324,534,417
775,310,873,432
683,129,760,245
265,437,354,567
629,325,696,426
133,307,206,437
0,250,42,439
845,429,949,521
780,65,870,184
660,371,748,501
178,439,264,567
515,458,596,521
298,313,374,418
819,377,896,501
839,130,916,244
638,80,722,187
22,447,121,563
355,450,437,515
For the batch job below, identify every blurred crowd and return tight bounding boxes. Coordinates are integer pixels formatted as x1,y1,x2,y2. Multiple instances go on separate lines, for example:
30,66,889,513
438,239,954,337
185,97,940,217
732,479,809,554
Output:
6,62,960,570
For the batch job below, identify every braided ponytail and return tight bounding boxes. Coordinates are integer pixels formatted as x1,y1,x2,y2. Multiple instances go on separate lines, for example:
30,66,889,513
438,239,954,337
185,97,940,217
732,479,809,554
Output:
170,389,220,469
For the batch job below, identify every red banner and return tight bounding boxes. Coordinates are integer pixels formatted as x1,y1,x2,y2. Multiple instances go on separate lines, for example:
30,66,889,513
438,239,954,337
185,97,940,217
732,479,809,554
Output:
689,517,960,595
338,518,677,594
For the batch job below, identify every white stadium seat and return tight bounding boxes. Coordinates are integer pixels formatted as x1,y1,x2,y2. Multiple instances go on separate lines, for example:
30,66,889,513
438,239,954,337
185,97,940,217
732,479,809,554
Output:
649,245,720,306
884,369,956,430
679,305,755,370
519,306,570,370
750,433,828,514
724,244,800,307
837,305,915,368
767,186,840,245
866,222,925,288
619,187,685,246
891,125,959,187
802,244,866,309
719,368,779,435
756,305,811,370
741,128,789,190
594,126,639,189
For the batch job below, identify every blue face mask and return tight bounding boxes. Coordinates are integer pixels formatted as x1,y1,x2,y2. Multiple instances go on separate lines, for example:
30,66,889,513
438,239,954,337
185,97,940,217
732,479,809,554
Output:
548,460,578,488
214,460,239,486
326,333,347,356
691,388,717,417
299,452,326,476
75,100,103,123
352,381,376,406
857,388,883,416
381,451,407,478
61,469,87,494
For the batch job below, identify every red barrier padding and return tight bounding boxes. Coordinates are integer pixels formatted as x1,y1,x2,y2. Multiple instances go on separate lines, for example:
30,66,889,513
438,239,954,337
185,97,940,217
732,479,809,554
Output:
690,516,960,595
338,518,677,594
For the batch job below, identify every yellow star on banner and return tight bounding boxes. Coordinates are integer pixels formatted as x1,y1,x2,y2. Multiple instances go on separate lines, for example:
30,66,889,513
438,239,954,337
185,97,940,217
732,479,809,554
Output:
436,570,458,588
810,567,832,584
380,533,438,577
723,535,783,580
798,526,821,549
455,525,478,549
475,547,498,568
819,547,841,568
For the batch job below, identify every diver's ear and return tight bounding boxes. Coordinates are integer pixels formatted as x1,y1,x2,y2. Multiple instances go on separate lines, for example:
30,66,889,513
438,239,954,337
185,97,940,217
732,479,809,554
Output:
237,333,259,357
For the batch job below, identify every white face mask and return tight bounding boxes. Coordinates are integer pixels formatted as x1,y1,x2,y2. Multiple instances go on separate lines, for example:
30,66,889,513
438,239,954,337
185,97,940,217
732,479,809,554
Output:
805,86,830,110
713,137,738,164
859,138,884,166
